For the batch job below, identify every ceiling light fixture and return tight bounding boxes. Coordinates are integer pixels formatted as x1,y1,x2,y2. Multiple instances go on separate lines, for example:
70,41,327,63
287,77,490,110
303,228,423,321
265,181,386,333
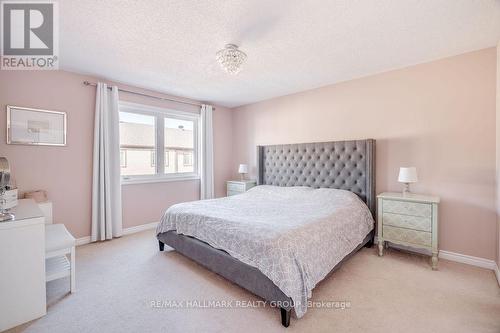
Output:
216,44,247,75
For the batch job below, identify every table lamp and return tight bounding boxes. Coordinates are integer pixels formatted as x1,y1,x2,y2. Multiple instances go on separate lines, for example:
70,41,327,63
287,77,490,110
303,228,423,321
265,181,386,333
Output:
238,164,248,181
398,167,418,194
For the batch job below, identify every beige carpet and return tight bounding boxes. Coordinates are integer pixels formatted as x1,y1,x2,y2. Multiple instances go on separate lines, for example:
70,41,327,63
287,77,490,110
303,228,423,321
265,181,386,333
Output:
8,230,500,333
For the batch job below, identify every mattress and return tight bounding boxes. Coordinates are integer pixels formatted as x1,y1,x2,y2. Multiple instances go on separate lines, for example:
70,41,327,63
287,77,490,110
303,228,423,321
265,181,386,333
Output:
156,185,374,317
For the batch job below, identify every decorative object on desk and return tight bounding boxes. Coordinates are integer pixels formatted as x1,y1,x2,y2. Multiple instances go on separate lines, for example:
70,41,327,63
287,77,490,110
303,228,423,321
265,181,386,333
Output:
0,158,9,186
398,167,418,194
6,105,67,146
0,188,17,209
24,190,48,203
0,157,16,222
238,164,248,180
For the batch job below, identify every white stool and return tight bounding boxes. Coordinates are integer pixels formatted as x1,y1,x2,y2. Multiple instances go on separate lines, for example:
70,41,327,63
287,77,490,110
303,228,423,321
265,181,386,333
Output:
39,202,76,293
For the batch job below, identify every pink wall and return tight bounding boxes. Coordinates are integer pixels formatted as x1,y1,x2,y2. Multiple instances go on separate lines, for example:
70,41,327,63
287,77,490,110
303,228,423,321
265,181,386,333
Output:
1,49,497,261
0,70,233,238
232,48,497,260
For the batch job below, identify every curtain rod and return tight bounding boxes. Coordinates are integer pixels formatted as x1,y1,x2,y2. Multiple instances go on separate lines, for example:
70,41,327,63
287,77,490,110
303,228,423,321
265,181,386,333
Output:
83,81,205,108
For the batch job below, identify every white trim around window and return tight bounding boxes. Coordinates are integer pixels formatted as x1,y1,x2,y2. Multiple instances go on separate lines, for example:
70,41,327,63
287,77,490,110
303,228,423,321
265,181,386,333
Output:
119,101,200,185
121,173,200,185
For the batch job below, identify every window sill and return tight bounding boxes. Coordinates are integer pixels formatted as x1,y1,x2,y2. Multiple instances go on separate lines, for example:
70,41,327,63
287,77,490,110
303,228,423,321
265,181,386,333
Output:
121,175,200,186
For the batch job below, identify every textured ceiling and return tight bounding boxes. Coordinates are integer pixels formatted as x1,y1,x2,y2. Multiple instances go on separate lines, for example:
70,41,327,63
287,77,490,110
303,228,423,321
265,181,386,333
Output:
60,0,500,107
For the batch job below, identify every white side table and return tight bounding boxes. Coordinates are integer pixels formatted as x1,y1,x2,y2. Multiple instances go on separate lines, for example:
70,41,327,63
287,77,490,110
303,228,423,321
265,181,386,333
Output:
226,180,257,196
377,192,440,269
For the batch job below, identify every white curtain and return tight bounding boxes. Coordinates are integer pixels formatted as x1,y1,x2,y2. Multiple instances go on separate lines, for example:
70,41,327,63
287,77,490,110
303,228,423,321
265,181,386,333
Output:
200,104,214,199
91,83,123,241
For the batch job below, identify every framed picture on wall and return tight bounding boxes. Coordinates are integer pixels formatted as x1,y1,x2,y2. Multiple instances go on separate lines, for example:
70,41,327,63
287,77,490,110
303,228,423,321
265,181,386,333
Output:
6,105,67,146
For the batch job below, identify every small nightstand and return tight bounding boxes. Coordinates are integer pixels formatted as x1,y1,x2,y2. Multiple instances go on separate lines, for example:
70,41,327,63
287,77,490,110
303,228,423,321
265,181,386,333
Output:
377,192,440,269
227,180,257,196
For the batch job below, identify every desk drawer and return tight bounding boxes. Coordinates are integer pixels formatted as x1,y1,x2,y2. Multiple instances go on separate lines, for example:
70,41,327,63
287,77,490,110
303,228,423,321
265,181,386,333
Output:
383,225,432,247
383,213,431,232
383,200,431,218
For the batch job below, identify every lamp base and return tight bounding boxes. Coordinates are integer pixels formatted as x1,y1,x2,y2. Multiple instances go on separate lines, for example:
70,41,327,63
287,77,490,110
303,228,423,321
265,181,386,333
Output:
402,183,410,195
240,174,245,181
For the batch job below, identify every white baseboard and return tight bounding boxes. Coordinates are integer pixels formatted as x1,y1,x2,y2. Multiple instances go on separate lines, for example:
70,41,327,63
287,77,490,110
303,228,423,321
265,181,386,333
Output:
75,222,158,246
122,221,159,236
495,263,500,287
438,250,497,270
375,236,498,275
76,236,91,246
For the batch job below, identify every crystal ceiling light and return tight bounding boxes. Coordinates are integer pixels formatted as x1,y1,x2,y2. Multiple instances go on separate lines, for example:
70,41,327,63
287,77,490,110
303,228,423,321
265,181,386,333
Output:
216,44,247,75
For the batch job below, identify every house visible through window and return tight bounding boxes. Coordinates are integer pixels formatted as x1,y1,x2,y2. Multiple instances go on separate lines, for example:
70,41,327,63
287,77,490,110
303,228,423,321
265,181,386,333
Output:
120,150,127,168
164,150,170,167
119,102,199,183
164,118,195,174
183,152,193,166
151,150,169,167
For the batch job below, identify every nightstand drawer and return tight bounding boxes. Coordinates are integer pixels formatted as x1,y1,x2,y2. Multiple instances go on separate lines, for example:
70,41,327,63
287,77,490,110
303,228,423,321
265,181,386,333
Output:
227,190,241,196
383,200,431,218
226,181,256,197
383,225,432,247
227,183,245,192
382,213,431,232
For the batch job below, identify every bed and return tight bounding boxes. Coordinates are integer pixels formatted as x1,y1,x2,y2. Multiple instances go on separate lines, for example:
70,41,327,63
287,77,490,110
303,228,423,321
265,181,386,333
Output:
157,139,376,327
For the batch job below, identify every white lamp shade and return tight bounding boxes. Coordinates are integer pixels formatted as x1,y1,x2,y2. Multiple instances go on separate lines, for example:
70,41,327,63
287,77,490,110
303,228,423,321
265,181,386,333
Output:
398,167,418,183
238,164,248,174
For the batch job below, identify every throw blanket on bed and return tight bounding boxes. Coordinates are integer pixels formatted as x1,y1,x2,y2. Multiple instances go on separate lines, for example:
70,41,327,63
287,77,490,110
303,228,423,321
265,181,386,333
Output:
156,185,374,317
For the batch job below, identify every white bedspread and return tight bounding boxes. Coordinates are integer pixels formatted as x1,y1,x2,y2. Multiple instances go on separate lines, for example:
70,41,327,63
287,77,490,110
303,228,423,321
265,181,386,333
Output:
156,185,374,317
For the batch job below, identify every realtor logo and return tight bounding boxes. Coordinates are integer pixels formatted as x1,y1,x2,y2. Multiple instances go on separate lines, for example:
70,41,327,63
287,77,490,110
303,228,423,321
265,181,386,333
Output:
1,0,58,70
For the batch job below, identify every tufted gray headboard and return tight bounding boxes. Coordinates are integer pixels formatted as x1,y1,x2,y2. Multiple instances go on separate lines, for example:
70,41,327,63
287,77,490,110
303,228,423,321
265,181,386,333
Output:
257,139,376,218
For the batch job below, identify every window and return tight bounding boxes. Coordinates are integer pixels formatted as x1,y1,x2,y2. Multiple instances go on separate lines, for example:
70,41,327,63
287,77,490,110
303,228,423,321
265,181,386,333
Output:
119,112,156,176
164,118,196,174
150,151,156,167
152,151,170,167
183,152,193,166
120,150,127,168
119,102,200,184
164,150,170,167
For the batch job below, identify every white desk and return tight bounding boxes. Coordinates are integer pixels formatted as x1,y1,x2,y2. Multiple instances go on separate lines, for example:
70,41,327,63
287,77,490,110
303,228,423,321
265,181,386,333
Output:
0,199,46,331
